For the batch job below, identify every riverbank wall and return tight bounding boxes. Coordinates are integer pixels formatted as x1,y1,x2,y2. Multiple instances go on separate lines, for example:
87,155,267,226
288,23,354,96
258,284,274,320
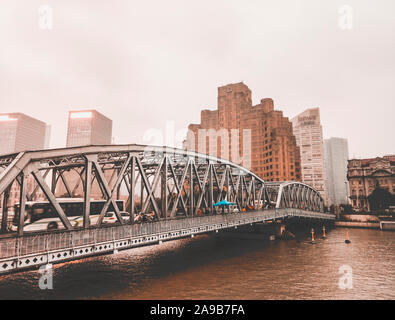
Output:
335,221,380,229
335,214,394,230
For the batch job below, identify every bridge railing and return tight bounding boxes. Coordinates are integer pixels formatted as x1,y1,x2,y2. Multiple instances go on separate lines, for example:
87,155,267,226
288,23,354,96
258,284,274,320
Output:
0,237,17,259
0,211,261,259
0,209,335,261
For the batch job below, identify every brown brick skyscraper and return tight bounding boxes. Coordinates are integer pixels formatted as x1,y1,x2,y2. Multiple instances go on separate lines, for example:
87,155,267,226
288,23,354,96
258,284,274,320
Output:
185,82,301,182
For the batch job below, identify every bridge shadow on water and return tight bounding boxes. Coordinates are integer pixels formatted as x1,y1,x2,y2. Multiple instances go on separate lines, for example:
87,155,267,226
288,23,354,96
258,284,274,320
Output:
0,232,287,300
1,227,394,300
0,220,333,300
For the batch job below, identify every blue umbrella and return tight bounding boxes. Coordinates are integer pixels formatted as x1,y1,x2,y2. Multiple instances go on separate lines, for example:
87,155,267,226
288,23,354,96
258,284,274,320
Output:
213,200,236,207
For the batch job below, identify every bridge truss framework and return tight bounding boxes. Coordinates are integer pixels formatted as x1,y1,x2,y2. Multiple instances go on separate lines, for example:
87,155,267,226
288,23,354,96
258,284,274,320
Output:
0,144,325,235
0,144,332,274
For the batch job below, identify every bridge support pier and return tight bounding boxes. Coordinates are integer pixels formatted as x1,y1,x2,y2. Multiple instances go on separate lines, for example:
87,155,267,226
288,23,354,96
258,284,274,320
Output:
275,221,295,239
276,223,286,238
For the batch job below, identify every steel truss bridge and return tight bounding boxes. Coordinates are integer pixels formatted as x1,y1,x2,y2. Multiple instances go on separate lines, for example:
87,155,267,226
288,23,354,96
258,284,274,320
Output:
0,144,334,274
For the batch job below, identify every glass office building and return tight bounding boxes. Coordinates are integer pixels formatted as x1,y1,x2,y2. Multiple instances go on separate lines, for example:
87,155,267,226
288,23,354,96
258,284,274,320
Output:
66,110,112,147
0,113,47,155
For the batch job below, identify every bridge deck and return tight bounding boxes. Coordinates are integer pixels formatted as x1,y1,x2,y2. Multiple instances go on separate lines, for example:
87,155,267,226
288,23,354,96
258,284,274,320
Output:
0,209,334,274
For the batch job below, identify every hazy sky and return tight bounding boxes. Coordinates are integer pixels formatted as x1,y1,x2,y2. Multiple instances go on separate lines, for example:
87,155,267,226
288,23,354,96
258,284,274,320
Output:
0,0,394,158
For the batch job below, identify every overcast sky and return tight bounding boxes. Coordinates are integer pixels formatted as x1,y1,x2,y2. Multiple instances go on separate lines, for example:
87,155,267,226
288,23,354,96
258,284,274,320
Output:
0,0,394,159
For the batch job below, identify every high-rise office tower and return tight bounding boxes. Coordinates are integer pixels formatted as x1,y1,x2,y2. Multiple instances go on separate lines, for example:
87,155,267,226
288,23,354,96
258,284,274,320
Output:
60,110,113,199
324,137,349,206
291,108,326,202
66,110,112,147
0,113,47,155
0,113,48,215
186,82,301,182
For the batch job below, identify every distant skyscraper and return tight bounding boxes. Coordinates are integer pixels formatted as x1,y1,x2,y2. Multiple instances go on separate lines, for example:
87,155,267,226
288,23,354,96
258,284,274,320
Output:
66,110,112,147
291,108,326,202
0,113,48,214
324,138,349,206
0,113,47,155
59,110,113,199
186,82,301,182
